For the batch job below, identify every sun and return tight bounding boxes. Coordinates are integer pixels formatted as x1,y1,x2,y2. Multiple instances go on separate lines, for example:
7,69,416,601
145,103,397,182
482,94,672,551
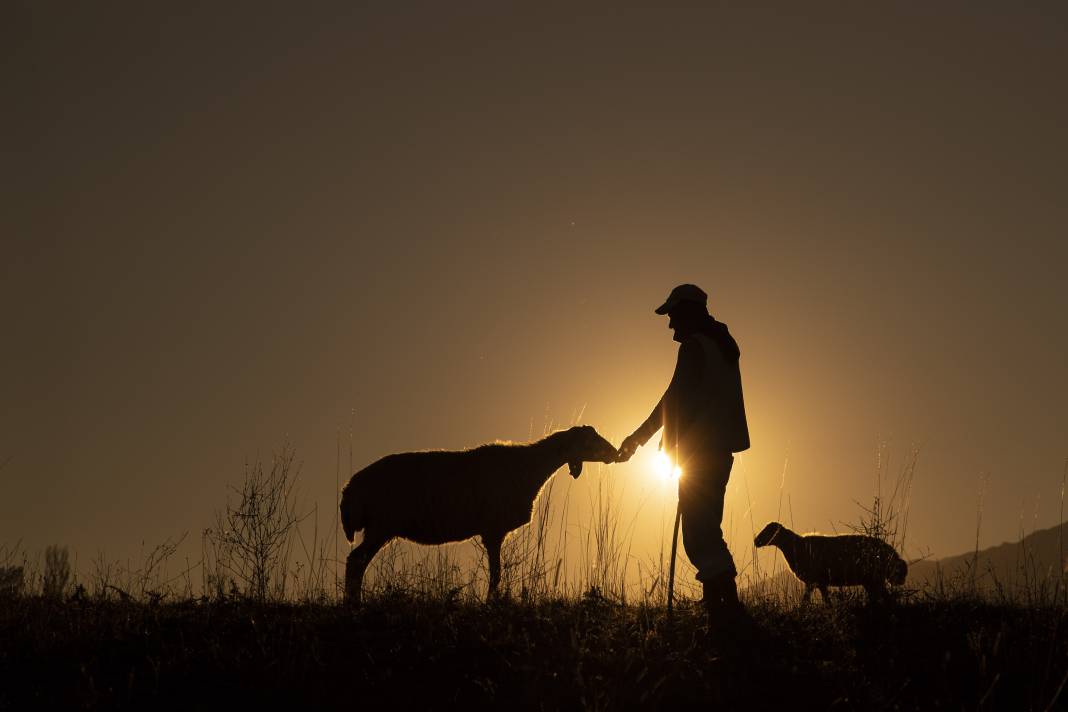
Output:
652,451,682,482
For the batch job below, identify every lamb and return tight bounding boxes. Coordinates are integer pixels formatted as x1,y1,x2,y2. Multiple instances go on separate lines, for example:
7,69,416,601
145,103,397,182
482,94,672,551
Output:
340,425,618,604
754,521,908,604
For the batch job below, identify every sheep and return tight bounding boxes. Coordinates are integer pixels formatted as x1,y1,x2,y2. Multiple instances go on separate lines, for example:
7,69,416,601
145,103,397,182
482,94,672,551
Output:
340,425,618,604
754,521,908,604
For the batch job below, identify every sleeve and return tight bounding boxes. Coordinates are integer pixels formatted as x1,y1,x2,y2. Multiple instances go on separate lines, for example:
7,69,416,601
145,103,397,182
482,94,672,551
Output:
631,339,703,443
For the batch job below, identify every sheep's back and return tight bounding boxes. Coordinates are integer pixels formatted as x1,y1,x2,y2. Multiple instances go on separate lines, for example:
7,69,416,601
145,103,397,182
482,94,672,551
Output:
349,449,521,545
787,534,904,586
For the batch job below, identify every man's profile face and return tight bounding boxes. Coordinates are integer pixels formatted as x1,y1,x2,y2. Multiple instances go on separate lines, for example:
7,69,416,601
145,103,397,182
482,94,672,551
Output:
668,310,689,342
667,311,679,332
666,303,703,341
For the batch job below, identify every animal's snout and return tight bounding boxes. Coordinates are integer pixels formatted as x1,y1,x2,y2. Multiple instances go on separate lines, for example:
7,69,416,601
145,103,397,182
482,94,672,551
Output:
566,426,619,474
583,430,620,464
593,441,618,463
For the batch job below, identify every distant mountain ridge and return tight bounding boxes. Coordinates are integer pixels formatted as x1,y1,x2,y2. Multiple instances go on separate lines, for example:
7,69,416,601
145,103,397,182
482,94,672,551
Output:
907,521,1068,596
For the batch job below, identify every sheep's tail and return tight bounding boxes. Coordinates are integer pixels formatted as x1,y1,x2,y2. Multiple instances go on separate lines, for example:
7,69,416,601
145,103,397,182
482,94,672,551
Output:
890,556,908,586
339,479,365,543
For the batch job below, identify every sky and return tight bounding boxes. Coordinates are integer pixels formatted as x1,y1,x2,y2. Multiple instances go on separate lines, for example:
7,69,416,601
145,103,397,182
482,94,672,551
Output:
4,2,1067,585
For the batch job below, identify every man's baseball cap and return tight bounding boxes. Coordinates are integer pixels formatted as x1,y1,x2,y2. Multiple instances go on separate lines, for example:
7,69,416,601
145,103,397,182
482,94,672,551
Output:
654,284,708,315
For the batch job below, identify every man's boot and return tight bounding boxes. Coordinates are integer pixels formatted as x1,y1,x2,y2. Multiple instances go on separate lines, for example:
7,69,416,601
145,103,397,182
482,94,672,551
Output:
702,574,756,649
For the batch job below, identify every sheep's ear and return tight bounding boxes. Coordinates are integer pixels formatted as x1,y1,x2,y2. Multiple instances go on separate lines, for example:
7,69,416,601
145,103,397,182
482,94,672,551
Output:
568,461,583,478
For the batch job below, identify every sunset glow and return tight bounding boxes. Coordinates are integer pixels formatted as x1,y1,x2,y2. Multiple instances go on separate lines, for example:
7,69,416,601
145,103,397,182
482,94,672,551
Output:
652,451,682,482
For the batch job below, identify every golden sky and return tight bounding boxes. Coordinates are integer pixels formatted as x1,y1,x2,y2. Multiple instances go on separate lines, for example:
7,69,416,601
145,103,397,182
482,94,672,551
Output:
4,2,1066,579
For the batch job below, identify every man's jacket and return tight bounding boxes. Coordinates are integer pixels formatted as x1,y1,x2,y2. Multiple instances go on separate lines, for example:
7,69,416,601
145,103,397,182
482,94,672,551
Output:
636,317,750,468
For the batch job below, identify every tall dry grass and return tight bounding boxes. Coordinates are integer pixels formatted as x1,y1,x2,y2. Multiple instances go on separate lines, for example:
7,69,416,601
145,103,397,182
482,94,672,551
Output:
5,440,1066,611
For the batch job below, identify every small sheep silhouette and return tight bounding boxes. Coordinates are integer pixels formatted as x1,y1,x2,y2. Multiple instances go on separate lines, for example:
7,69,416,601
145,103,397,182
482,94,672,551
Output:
340,425,618,604
754,521,907,604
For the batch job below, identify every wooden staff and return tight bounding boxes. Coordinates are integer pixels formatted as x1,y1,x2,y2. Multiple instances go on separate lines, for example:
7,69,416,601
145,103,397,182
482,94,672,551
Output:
667,501,681,613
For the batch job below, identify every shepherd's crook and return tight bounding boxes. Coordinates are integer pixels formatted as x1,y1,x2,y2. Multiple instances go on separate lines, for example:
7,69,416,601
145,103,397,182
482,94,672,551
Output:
667,500,681,613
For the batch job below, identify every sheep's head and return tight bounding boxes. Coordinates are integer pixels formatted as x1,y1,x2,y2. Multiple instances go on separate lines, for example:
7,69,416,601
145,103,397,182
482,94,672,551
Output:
754,521,785,547
564,425,618,478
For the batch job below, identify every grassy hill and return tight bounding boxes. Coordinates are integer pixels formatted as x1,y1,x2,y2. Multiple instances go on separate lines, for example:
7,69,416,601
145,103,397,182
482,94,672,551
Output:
2,590,1067,710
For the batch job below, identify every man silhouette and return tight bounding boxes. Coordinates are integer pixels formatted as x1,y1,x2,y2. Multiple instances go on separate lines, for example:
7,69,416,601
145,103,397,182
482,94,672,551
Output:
617,284,751,630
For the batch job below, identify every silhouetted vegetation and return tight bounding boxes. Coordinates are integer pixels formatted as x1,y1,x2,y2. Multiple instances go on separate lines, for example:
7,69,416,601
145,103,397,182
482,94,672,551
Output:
203,446,306,601
1,587,1066,710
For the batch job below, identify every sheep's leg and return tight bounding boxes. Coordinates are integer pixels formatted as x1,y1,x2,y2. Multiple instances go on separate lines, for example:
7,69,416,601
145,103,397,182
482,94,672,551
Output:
344,533,388,606
865,582,888,605
819,586,831,606
482,532,505,601
802,584,814,604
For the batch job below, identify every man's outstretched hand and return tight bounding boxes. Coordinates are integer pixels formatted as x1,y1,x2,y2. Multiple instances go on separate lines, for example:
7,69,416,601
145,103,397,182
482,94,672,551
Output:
616,433,643,462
